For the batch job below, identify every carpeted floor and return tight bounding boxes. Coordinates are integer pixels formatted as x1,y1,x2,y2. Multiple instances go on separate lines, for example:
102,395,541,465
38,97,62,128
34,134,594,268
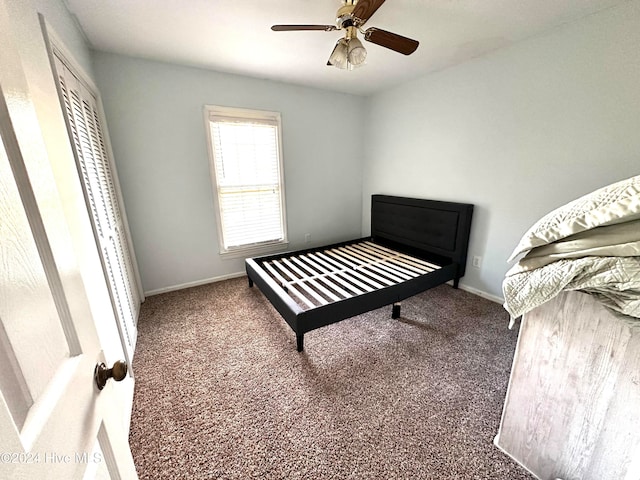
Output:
129,277,533,479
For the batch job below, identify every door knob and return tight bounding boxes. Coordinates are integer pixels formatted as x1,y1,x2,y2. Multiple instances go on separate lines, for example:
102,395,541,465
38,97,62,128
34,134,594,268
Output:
94,360,128,390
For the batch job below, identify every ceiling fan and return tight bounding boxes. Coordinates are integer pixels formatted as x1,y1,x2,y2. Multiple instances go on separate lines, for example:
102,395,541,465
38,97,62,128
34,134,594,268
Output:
271,0,419,70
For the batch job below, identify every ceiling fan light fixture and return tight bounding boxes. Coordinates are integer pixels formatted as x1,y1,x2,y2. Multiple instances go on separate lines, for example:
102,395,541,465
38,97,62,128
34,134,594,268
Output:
328,38,349,69
328,37,366,70
347,37,367,66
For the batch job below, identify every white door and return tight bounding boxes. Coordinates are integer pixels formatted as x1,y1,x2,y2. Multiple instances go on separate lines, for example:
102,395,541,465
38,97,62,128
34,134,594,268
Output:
0,4,138,479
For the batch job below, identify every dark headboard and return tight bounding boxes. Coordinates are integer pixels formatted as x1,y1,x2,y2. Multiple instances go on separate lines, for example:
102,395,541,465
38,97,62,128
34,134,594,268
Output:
371,195,474,275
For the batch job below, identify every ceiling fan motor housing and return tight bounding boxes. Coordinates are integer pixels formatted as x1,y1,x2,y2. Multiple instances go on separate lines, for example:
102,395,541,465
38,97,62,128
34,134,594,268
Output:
336,2,356,29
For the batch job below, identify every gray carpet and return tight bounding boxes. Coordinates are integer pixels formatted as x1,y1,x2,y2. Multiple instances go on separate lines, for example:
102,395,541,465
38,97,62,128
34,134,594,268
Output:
129,277,533,479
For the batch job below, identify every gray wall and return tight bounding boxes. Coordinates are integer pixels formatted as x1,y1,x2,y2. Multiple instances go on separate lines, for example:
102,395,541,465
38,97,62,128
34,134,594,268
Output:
92,52,366,294
363,1,640,300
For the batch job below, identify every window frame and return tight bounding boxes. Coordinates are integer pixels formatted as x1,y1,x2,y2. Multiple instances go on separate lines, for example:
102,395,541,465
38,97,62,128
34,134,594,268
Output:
204,105,288,258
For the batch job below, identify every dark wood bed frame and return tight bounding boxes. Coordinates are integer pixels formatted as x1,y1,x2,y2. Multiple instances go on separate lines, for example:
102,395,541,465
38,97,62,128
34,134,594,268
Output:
245,195,474,351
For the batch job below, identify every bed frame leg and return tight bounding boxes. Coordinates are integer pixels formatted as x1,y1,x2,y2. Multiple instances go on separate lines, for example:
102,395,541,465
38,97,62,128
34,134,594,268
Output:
453,277,460,289
392,303,401,319
296,333,304,352
248,277,254,288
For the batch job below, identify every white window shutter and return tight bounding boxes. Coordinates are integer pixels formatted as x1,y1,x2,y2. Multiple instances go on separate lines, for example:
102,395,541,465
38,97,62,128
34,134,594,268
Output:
54,55,140,359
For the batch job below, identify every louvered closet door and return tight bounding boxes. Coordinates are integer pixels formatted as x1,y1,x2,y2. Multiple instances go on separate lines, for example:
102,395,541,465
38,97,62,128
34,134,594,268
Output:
54,55,140,361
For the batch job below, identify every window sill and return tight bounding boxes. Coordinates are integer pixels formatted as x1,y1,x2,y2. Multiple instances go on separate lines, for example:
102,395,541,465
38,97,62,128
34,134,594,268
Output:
219,241,289,260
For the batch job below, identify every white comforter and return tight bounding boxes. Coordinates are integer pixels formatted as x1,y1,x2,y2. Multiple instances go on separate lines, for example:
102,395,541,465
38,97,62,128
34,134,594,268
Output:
502,174,640,324
503,255,640,322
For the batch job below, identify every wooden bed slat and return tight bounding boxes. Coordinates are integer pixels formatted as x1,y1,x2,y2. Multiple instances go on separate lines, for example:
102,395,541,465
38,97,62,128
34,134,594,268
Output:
287,256,353,300
364,241,440,271
315,252,380,291
271,260,328,306
284,258,342,302
297,255,358,297
302,253,364,294
324,249,391,288
329,248,401,285
353,243,430,275
341,244,417,279
311,252,376,293
263,261,316,309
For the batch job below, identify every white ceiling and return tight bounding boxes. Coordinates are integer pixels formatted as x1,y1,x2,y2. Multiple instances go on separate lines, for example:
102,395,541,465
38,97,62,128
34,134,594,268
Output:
65,0,628,96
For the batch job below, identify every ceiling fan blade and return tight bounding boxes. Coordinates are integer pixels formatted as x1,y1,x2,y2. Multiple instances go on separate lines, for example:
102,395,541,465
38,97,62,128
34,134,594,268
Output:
364,27,419,55
271,24,337,32
351,0,386,27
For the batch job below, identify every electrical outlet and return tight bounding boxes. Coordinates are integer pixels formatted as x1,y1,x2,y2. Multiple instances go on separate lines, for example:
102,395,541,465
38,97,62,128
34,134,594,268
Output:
472,256,482,268
304,233,311,243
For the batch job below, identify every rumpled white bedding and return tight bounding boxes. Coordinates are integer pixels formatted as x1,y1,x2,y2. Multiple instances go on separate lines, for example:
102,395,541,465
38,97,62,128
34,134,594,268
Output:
509,220,640,273
503,255,640,323
503,175,640,326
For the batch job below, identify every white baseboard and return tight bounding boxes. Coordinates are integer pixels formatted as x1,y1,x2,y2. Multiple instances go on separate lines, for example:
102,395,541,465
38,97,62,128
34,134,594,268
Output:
146,273,505,306
144,271,246,296
445,280,504,304
458,283,504,304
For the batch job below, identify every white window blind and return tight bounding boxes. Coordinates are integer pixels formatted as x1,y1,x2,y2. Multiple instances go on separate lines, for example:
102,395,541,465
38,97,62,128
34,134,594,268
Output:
206,107,286,253
54,53,140,360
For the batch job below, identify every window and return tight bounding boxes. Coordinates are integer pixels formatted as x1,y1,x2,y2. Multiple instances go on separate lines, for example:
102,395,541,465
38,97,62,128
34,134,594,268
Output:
205,106,287,255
